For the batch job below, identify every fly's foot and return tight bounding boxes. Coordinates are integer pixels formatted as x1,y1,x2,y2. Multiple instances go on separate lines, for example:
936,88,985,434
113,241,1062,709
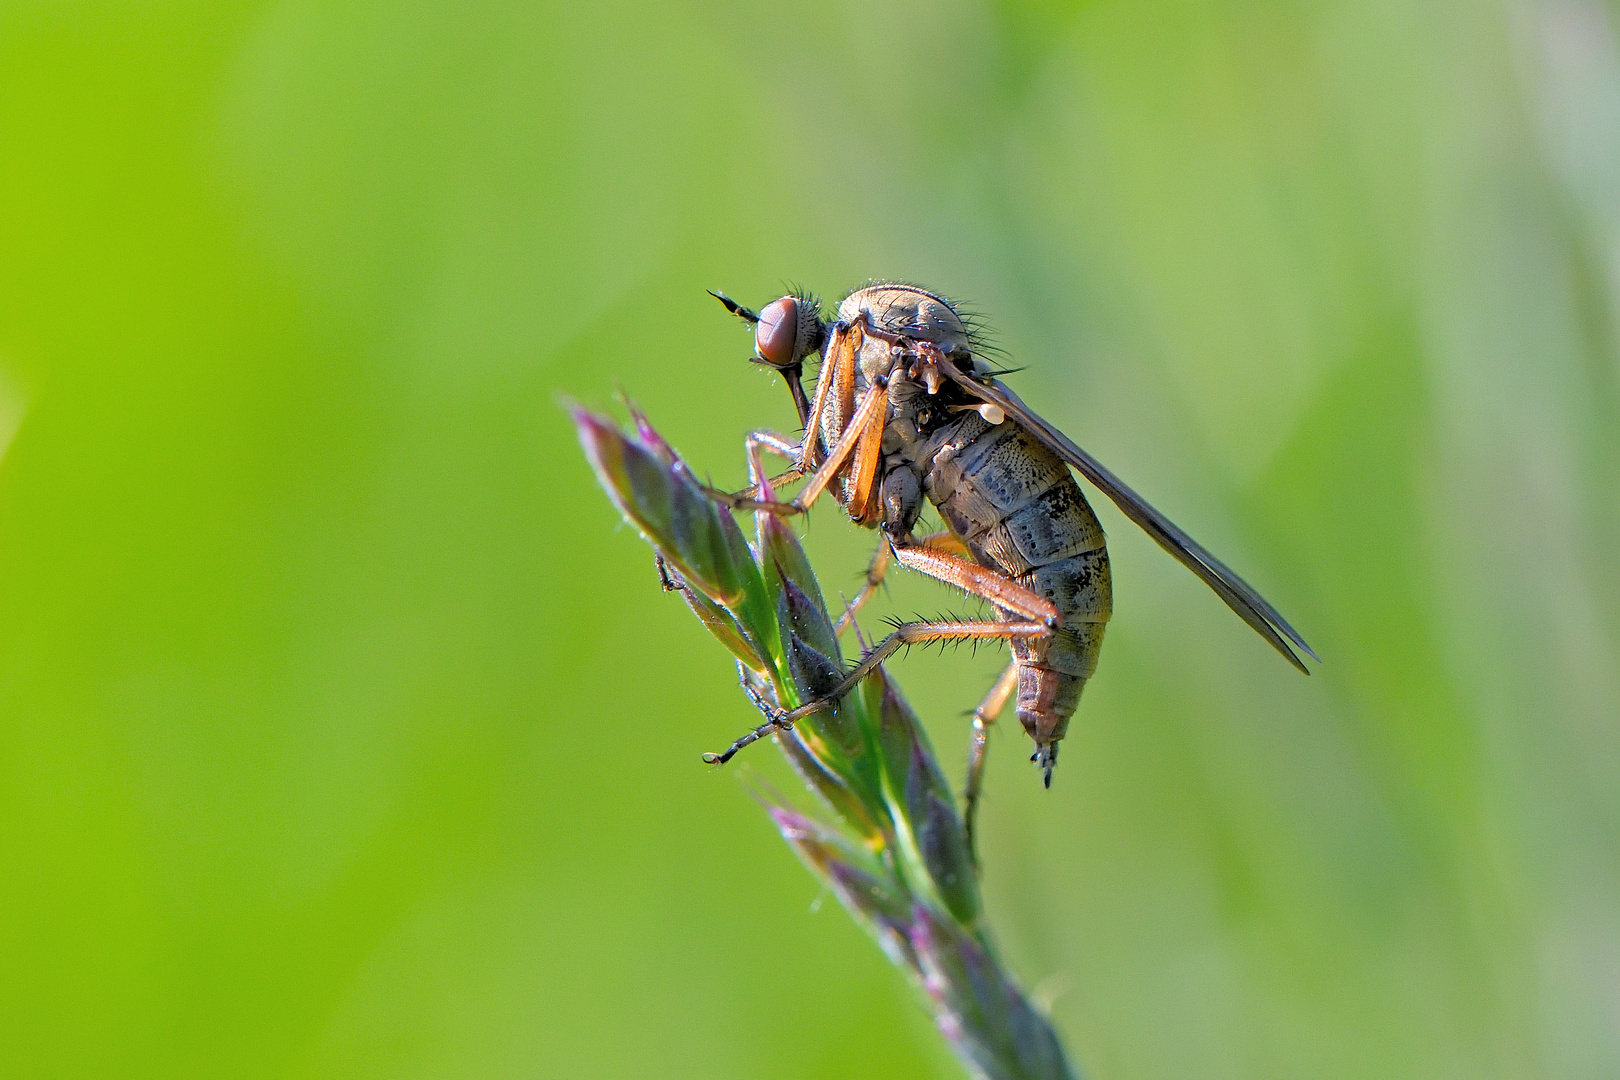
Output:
655,553,681,592
1031,742,1059,789
704,678,793,765
703,709,793,765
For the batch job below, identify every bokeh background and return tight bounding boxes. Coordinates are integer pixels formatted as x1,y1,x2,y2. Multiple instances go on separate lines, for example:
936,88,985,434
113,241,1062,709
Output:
3,1,1618,1077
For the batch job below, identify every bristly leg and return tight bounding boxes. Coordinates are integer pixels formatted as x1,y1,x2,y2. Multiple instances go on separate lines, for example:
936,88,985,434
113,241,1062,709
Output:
768,617,1050,731
702,375,890,521
698,429,803,511
833,531,970,639
707,618,1048,768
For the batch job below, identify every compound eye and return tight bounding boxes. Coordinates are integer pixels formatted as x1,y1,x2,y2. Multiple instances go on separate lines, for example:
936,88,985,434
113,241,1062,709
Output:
754,297,800,368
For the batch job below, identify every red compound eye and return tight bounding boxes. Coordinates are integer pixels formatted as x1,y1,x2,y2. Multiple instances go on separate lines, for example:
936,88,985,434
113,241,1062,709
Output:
754,297,800,368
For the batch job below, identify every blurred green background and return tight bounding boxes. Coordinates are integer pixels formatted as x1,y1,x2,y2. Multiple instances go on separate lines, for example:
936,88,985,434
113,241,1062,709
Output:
3,1,1618,1077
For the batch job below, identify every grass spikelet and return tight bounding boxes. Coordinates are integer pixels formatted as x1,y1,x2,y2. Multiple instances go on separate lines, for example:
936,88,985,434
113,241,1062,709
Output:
574,404,1079,1080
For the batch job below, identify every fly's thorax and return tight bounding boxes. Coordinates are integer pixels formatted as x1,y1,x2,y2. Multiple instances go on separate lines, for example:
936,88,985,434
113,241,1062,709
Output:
838,284,976,358
854,335,896,394
818,284,991,463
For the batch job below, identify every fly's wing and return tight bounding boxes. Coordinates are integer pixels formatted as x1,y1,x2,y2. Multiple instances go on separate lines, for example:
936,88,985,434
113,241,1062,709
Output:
941,366,1317,673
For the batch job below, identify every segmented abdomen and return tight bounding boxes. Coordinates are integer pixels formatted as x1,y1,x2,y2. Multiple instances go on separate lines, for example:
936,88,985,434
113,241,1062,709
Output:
921,415,1113,748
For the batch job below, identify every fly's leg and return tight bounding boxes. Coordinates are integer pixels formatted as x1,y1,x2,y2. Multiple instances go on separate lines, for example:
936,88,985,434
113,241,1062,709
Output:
713,376,890,518
879,541,1065,846
703,668,788,765
833,531,970,638
737,617,1050,740
655,552,681,592
744,431,800,493
914,531,970,557
964,660,1019,864
797,537,1058,729
887,543,1060,625
833,542,891,638
711,542,1057,765
701,429,803,508
704,467,804,506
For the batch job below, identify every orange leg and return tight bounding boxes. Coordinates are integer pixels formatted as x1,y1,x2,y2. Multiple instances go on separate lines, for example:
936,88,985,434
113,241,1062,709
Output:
711,320,879,520
699,429,801,505
722,539,1056,758
705,616,1050,764
708,531,1059,771
833,531,968,638
705,378,888,518
889,543,1059,625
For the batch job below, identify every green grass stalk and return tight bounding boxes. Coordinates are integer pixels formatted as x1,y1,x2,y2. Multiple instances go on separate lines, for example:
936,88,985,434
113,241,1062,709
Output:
574,403,1078,1080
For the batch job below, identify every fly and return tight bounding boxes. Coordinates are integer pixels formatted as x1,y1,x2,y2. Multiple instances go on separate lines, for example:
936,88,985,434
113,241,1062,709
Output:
704,283,1316,846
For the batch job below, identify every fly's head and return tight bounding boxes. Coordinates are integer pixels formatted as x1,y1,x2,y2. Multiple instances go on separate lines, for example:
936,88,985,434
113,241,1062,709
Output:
710,290,825,371
754,294,825,370
711,289,823,426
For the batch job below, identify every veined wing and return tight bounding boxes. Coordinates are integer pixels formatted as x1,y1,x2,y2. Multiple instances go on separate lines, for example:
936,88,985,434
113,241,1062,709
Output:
941,365,1317,673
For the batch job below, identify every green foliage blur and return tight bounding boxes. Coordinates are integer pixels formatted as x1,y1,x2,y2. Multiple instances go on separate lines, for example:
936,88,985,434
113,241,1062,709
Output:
2,2,1617,1078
